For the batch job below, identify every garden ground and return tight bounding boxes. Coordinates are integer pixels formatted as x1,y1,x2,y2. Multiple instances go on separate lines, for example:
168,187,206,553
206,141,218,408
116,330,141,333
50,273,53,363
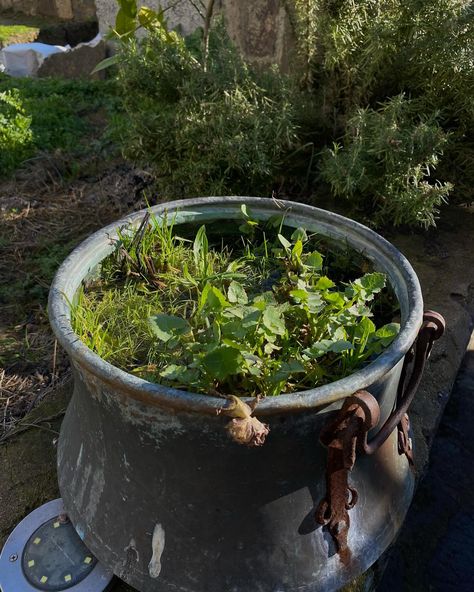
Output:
1,70,474,589
1,148,473,589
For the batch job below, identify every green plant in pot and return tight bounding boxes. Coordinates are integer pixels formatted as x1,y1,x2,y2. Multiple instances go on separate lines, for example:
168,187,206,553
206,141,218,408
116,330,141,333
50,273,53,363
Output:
49,198,444,592
71,204,400,446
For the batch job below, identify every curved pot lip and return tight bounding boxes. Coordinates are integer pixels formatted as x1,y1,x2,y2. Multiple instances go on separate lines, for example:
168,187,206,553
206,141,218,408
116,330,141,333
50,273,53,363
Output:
48,196,423,415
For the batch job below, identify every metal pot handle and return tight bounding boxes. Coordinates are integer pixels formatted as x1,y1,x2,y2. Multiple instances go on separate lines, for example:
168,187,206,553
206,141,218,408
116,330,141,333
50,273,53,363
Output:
360,310,445,457
316,310,445,563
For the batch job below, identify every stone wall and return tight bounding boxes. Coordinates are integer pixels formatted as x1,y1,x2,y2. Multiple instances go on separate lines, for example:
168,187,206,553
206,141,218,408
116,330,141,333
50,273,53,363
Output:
95,0,202,37
220,0,295,71
0,0,96,21
94,0,295,69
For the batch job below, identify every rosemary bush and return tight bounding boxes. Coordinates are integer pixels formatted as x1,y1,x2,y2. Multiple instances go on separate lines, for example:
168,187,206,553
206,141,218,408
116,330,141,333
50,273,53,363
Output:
115,20,299,197
321,95,452,228
289,0,473,221
109,0,473,227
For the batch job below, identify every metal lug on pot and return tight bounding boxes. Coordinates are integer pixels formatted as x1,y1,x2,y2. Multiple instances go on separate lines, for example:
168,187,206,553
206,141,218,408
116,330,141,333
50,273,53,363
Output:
316,390,380,565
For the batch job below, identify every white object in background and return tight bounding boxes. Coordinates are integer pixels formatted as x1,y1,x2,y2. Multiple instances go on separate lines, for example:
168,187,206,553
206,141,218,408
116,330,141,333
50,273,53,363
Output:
1,43,70,77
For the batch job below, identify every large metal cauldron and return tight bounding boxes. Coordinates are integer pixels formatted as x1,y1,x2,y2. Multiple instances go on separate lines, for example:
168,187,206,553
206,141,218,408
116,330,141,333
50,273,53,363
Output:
48,197,444,592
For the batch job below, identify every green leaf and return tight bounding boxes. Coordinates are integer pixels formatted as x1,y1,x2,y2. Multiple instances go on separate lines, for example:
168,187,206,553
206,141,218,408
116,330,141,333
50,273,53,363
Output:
354,317,376,345
138,6,164,29
306,251,323,270
307,292,324,312
241,308,261,328
354,272,386,298
228,281,248,304
182,262,198,286
117,0,137,18
202,346,243,381
262,305,286,336
306,339,354,358
264,342,281,355
269,360,306,383
149,314,190,342
290,288,308,303
292,239,303,260
323,291,345,306
221,319,248,340
278,233,292,251
238,204,258,234
193,225,208,273
222,338,247,351
91,54,120,74
159,364,199,386
253,292,277,309
375,322,400,346
199,283,229,313
291,227,308,242
115,8,136,35
315,276,335,290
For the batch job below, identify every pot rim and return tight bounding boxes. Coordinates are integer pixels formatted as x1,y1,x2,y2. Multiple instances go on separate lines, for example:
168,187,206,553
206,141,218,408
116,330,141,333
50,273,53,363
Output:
48,196,423,415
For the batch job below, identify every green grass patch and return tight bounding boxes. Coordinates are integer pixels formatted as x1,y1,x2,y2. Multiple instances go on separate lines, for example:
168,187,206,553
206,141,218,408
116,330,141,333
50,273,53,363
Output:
0,24,39,47
0,76,120,177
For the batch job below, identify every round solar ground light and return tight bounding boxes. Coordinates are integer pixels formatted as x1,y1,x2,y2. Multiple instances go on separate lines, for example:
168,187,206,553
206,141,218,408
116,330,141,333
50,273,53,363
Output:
0,499,114,592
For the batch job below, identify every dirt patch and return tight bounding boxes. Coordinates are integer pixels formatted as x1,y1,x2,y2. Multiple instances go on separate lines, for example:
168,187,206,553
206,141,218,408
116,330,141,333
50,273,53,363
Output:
0,154,155,440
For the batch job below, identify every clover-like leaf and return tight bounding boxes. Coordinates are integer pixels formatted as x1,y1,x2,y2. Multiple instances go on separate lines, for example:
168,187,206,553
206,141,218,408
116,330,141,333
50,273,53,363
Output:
202,346,244,381
306,251,323,270
262,305,286,336
228,281,248,304
149,314,190,342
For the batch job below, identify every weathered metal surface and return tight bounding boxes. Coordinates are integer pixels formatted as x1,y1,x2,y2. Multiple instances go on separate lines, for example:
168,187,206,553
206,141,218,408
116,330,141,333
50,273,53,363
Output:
57,367,413,592
48,197,429,591
397,413,414,466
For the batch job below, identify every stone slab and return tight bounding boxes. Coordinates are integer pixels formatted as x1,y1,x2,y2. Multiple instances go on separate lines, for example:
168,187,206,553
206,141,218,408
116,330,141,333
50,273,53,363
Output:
0,0,96,22
37,37,106,79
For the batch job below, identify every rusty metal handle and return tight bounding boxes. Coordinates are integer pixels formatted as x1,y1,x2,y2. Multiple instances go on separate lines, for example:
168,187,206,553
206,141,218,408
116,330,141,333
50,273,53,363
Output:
316,311,445,563
316,390,380,565
360,310,445,456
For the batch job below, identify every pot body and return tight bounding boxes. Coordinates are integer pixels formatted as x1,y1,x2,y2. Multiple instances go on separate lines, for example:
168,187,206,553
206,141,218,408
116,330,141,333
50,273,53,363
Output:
58,362,412,592
50,197,424,592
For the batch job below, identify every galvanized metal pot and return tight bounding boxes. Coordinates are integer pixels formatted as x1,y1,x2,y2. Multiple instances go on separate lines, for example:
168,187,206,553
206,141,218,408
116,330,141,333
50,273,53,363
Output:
48,197,443,592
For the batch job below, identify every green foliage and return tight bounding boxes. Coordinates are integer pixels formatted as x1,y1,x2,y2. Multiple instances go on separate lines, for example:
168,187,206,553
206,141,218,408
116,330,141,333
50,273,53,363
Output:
72,211,400,397
0,75,119,177
288,0,474,222
321,95,452,227
114,19,300,197
0,89,33,176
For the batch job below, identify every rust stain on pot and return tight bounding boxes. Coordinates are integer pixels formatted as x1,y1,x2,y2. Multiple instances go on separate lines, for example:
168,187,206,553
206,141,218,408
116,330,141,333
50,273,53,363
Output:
148,523,165,578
